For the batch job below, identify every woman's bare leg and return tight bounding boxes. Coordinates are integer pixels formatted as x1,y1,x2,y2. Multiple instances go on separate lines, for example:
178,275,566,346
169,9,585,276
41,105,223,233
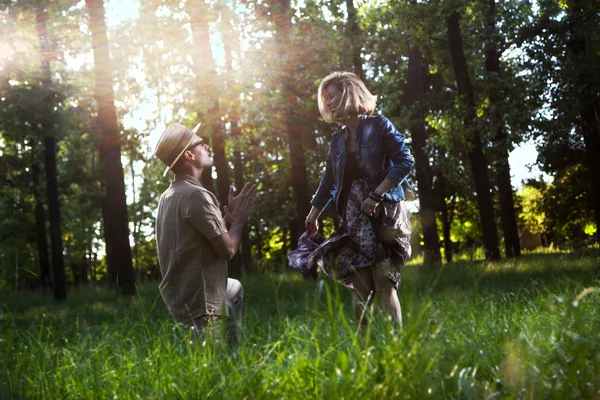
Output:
353,268,374,328
372,261,402,328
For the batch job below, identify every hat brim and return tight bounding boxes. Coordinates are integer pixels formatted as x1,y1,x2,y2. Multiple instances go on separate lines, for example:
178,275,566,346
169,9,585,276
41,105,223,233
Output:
162,122,203,177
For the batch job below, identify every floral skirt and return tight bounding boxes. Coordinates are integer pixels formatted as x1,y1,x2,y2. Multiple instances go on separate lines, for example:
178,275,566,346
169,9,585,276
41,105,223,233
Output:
288,180,411,290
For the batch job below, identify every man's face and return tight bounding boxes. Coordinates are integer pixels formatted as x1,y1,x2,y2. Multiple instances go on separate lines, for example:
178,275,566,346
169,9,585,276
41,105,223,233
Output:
186,135,213,169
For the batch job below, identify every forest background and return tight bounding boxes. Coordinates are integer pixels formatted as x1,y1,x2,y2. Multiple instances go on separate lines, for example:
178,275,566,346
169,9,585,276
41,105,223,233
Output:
0,0,598,298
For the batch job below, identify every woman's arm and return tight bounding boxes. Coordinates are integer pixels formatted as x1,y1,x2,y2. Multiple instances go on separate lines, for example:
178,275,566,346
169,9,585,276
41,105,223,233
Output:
380,117,414,185
309,139,338,212
306,137,339,236
361,117,414,216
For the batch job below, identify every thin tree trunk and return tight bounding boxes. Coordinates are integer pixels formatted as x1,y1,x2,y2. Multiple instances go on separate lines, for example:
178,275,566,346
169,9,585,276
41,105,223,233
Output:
81,242,90,285
86,0,136,295
435,175,454,263
31,161,51,289
346,0,363,79
440,197,451,263
271,0,311,249
406,43,441,264
36,5,66,299
447,10,500,261
189,0,229,199
281,225,289,274
231,118,253,275
485,0,521,257
255,222,263,261
44,137,66,299
129,153,141,282
211,117,230,205
217,11,252,275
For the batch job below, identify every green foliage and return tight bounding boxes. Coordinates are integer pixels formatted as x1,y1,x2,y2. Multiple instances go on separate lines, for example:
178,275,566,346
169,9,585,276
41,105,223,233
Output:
518,185,546,234
1,250,599,398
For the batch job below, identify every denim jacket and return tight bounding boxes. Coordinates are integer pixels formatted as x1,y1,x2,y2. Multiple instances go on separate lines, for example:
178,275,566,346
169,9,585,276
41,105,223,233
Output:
311,114,414,212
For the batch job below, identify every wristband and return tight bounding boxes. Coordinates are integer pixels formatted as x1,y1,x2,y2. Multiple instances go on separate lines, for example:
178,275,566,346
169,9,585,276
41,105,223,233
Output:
368,192,384,202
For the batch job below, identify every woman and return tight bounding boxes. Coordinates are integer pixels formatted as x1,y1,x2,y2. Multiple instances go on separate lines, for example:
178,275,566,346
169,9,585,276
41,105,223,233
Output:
288,71,414,327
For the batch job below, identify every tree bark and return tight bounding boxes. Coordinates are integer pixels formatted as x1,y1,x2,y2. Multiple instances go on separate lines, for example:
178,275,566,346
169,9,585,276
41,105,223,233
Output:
188,0,229,201
36,5,66,298
231,118,253,275
86,0,136,295
579,98,600,242
44,136,67,299
434,175,455,263
346,0,363,79
485,0,521,257
218,8,252,275
270,0,311,249
31,161,51,289
406,43,441,264
567,5,600,243
447,10,501,261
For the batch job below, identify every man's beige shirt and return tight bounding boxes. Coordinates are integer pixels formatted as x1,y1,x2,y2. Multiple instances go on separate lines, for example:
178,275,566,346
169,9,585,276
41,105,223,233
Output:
156,174,228,324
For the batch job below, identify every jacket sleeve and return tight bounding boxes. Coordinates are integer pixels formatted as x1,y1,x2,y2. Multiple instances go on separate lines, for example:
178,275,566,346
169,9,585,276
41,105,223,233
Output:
380,116,414,185
310,142,337,211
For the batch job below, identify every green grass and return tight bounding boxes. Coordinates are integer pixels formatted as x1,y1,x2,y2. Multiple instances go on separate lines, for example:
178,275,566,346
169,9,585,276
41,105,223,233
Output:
1,250,599,399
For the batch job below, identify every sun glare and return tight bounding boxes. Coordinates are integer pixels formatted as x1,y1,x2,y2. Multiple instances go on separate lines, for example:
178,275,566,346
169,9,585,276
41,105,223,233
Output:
105,0,140,28
0,43,15,62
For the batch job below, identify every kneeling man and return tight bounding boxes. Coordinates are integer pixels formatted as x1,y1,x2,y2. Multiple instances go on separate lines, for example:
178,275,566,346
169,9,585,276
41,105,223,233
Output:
154,122,257,341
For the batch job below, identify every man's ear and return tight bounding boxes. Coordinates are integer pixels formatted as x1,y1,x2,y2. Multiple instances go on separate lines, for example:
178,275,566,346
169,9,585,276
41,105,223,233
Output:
182,150,193,161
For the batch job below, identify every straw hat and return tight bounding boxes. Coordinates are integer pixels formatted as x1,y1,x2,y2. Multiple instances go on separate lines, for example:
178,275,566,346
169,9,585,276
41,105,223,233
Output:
154,122,202,177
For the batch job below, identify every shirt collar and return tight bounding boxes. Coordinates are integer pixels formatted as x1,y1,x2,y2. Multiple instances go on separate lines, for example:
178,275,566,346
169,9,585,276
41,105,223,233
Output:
173,174,203,187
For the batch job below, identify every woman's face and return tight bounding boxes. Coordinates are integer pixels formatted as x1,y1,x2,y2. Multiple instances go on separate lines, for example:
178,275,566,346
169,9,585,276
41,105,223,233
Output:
325,85,342,114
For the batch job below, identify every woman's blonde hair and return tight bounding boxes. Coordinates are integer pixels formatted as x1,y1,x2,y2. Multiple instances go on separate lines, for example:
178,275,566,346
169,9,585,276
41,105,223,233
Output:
317,71,378,124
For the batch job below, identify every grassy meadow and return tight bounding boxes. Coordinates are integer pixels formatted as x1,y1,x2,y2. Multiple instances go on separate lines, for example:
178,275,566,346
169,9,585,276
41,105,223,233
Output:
1,249,599,399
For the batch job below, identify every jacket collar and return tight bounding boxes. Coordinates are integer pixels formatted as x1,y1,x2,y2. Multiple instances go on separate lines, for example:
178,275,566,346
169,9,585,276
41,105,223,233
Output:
333,114,369,140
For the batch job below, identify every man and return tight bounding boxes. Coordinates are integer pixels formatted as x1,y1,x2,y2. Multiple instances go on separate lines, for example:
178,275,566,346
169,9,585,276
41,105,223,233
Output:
153,122,257,341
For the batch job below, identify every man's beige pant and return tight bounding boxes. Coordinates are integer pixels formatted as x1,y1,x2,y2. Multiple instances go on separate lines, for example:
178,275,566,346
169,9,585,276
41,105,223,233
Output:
226,278,243,329
188,278,244,343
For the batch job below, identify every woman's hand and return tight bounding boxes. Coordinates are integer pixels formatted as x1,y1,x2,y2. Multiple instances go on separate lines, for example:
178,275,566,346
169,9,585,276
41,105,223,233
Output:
305,206,322,237
305,218,319,237
361,197,380,217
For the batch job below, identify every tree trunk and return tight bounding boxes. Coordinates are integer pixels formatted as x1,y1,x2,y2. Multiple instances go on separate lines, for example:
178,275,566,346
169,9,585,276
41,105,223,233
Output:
271,0,311,249
31,161,51,289
485,0,521,257
81,243,90,285
580,98,600,242
406,43,441,264
567,6,600,243
231,118,253,275
188,0,229,200
211,109,230,206
44,137,67,299
32,7,50,290
219,10,253,275
36,5,66,299
440,197,453,263
86,0,136,295
447,10,500,261
434,175,454,263
128,152,142,282
346,0,363,79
